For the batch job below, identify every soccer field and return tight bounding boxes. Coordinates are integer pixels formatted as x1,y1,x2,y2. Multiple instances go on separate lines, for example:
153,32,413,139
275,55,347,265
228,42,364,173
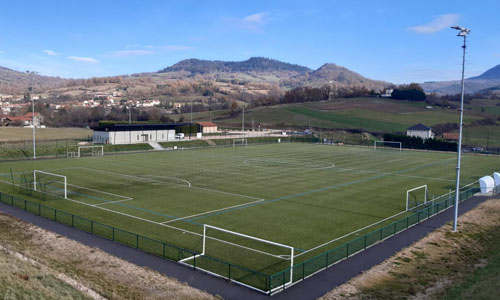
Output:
0,143,498,291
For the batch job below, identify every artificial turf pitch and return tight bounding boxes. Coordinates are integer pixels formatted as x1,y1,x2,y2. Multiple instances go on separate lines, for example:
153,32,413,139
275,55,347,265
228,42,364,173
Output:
0,143,498,283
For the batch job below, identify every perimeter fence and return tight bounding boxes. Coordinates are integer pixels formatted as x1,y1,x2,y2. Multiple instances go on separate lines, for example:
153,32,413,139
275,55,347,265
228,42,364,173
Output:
0,183,481,295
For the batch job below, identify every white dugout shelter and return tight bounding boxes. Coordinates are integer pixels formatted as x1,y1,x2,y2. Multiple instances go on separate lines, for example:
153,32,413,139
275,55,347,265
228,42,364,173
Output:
93,123,193,145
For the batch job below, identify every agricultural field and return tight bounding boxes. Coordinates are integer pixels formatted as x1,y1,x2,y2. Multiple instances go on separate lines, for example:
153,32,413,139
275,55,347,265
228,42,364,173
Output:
216,98,483,132
0,127,92,141
0,142,497,291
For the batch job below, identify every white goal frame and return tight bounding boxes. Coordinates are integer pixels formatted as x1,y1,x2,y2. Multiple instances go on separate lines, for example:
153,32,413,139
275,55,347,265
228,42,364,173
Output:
182,224,294,290
77,145,104,157
374,141,402,152
233,138,248,147
406,185,428,211
33,170,67,199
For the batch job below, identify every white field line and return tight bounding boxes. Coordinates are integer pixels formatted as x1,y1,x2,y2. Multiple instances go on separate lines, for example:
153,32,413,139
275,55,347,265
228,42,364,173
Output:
331,165,455,182
243,159,335,170
93,198,134,206
65,183,132,201
161,197,265,224
142,175,192,187
79,167,263,201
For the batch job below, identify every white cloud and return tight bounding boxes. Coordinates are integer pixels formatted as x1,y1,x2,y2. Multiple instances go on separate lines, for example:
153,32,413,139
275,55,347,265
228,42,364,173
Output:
68,56,99,63
43,49,58,56
108,49,155,57
239,12,268,32
408,14,460,34
244,12,266,23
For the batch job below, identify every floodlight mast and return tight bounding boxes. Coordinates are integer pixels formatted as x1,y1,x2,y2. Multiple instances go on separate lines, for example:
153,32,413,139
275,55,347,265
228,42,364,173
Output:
451,25,470,232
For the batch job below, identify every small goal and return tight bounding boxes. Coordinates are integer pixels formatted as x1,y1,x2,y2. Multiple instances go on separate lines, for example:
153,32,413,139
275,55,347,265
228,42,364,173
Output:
406,185,428,211
374,141,402,152
33,170,67,199
233,139,248,147
69,145,104,158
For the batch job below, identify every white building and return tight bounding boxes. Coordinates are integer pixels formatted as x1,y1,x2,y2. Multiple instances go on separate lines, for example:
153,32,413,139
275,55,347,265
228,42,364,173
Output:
92,123,192,145
407,124,435,139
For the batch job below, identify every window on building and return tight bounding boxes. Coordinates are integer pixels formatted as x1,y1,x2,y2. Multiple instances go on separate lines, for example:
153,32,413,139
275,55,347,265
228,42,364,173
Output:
150,134,152,139
137,135,139,140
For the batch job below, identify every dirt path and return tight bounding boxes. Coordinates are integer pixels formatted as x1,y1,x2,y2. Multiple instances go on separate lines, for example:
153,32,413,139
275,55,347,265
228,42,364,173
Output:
319,198,500,300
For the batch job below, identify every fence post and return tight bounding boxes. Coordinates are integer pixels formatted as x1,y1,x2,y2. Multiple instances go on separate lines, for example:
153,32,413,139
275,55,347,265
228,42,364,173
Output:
91,220,94,233
393,222,396,234
406,216,409,228
72,215,74,227
38,204,41,216
326,251,329,267
112,227,115,241
364,235,367,249
346,243,349,258
54,209,57,221
228,264,231,280
24,199,26,210
163,243,166,258
136,235,139,249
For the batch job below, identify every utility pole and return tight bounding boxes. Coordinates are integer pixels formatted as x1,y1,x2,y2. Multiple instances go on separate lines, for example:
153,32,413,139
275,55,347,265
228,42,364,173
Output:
451,25,470,232
190,100,193,123
242,104,245,137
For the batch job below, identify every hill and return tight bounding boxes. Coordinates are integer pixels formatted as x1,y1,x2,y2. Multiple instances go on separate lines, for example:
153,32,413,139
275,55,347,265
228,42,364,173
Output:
0,66,67,94
160,57,311,74
421,64,500,94
304,63,390,89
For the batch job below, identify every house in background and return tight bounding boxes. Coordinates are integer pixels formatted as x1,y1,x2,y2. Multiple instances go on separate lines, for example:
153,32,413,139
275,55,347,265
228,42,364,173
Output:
406,123,435,139
197,121,218,134
443,132,460,141
4,112,43,127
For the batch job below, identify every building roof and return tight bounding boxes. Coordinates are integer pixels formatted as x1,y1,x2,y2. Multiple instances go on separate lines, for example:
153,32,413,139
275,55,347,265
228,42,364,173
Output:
93,123,193,132
407,123,432,131
197,121,217,127
443,133,460,140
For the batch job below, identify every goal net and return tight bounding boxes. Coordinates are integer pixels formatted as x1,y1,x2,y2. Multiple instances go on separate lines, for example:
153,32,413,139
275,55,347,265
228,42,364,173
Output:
374,141,402,152
406,185,428,211
181,224,294,291
33,170,67,199
78,145,104,157
233,139,248,147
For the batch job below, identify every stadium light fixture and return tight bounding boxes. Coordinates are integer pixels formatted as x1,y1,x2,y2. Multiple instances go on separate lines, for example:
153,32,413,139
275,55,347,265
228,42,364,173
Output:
450,25,470,232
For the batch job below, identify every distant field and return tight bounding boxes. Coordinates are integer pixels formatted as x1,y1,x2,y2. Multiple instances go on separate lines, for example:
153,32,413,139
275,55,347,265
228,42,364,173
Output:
0,128,92,141
218,98,481,132
462,126,500,148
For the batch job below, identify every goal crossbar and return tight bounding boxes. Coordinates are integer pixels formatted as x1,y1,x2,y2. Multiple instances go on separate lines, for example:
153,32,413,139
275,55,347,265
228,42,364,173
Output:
196,224,294,288
33,170,67,199
374,141,402,152
406,185,428,211
77,145,104,158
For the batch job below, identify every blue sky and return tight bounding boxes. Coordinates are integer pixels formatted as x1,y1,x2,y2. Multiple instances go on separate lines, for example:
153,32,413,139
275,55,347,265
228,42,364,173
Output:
0,0,498,83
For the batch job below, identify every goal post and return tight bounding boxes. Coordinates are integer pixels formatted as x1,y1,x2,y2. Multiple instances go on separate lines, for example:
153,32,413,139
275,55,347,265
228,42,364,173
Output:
374,141,402,152
183,224,294,289
406,185,428,211
33,170,67,199
233,138,248,147
77,145,104,157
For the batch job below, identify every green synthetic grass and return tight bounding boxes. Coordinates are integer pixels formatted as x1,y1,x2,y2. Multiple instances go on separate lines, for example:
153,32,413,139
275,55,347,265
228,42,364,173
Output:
0,143,498,284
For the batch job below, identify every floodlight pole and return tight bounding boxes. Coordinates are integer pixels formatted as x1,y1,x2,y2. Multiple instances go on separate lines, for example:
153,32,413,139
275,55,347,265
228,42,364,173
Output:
451,26,470,232
27,71,37,159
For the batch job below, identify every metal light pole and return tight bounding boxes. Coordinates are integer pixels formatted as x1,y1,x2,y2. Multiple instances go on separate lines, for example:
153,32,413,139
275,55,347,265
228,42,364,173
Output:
451,25,470,232
26,71,37,159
